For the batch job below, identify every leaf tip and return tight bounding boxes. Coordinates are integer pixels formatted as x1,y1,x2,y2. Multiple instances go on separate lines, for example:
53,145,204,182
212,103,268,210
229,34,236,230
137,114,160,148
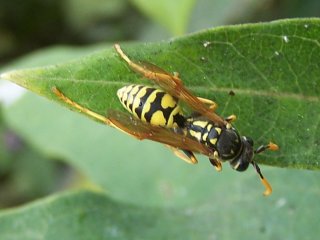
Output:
1,70,24,84
0,71,14,81
0,69,30,89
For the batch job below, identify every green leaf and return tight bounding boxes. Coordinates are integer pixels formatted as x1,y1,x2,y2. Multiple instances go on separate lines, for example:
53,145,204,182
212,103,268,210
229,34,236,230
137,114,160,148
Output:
1,36,320,239
1,18,320,171
5,91,320,208
3,97,320,238
1,185,320,240
130,0,196,35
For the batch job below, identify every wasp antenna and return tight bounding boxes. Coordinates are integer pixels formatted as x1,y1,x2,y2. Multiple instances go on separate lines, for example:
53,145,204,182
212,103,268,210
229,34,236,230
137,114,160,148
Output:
255,142,279,154
268,142,279,151
251,161,272,196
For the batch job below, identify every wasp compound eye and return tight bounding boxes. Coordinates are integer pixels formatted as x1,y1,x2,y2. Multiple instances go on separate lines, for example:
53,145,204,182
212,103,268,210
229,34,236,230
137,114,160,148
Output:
245,136,254,146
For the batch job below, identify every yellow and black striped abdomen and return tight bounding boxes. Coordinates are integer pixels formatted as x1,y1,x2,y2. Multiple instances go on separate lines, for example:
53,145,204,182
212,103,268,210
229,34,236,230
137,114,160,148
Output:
117,85,185,128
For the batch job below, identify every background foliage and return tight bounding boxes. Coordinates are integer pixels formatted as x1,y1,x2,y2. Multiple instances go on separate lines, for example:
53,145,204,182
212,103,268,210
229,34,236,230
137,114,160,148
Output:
0,0,320,239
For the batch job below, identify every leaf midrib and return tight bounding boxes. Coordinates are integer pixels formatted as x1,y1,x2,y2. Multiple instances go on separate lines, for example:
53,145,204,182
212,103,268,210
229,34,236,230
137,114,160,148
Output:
43,77,320,102
5,71,318,102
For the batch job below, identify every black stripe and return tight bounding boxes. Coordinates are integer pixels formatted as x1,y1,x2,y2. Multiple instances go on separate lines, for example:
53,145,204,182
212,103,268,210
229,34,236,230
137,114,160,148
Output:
173,113,186,127
198,122,211,144
128,85,144,112
134,87,155,119
123,85,133,109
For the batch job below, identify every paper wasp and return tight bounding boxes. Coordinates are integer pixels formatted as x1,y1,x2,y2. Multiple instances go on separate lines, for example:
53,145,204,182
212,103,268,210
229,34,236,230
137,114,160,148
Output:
52,44,278,196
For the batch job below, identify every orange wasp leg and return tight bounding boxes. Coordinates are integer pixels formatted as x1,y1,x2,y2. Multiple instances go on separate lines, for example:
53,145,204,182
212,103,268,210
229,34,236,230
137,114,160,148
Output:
196,97,218,111
51,87,139,139
166,145,198,164
209,151,222,172
253,142,279,196
225,114,237,129
225,114,237,123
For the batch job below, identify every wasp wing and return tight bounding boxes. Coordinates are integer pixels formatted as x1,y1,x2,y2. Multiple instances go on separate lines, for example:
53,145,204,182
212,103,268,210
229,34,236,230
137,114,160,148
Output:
107,110,213,156
114,44,225,126
132,61,225,125
138,61,172,75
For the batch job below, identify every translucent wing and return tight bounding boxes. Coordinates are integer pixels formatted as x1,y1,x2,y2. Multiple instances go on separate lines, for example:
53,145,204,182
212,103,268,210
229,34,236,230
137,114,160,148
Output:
107,110,213,156
145,69,226,126
52,86,213,157
139,61,172,75
114,44,226,126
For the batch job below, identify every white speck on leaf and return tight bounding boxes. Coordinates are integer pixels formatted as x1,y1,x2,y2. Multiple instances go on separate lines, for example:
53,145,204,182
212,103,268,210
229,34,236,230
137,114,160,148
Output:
283,36,289,43
203,41,211,47
275,198,287,208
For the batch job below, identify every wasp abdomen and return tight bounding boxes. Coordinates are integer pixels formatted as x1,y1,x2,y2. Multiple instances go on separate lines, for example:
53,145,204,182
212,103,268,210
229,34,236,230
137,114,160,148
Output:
117,85,184,128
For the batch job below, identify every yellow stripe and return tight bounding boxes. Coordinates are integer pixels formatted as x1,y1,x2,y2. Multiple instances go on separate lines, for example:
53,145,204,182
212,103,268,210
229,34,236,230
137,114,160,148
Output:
167,105,182,127
215,127,222,135
127,85,141,110
117,85,133,111
117,85,132,104
131,86,148,118
130,85,141,97
210,138,217,145
193,120,208,128
189,130,202,141
141,89,159,122
202,132,208,141
161,93,177,108
150,110,166,126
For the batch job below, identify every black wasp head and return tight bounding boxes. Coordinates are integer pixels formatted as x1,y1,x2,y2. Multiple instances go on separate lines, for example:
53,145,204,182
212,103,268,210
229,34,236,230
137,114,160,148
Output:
216,127,242,160
230,136,254,172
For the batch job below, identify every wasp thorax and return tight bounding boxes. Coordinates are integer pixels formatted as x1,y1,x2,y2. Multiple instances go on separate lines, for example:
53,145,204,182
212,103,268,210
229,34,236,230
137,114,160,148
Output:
229,136,254,172
216,127,242,160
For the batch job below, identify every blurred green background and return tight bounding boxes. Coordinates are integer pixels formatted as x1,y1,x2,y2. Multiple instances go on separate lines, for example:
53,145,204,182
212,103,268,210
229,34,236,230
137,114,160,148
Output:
0,0,320,239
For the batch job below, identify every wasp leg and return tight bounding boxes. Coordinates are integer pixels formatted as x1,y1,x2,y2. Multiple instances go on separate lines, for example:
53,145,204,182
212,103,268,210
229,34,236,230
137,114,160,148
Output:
252,142,278,196
225,114,237,123
196,97,218,111
225,114,237,129
251,161,272,196
52,87,138,139
166,145,198,164
209,151,222,172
